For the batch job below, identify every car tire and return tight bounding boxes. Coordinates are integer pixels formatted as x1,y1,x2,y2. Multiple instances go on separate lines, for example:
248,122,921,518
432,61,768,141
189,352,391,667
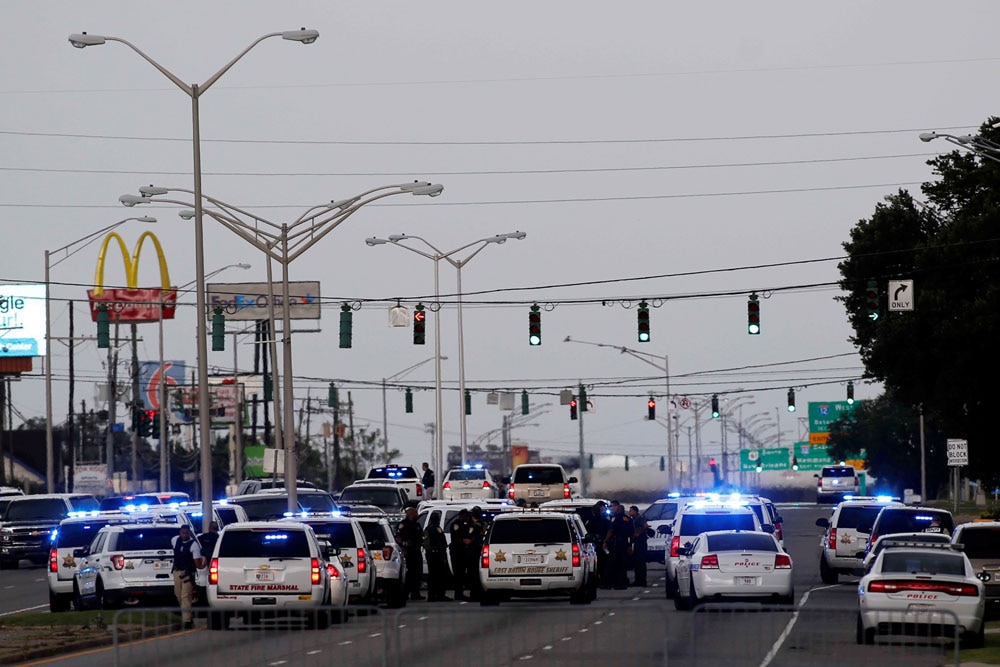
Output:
207,611,230,631
856,615,875,645
0,558,19,570
665,575,675,599
777,590,795,606
673,584,691,611
569,587,588,605
95,580,113,610
819,557,838,584
385,580,406,608
49,589,71,613
963,623,986,650
688,581,701,610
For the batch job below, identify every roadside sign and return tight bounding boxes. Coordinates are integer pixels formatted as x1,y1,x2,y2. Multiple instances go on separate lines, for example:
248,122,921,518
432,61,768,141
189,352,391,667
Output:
740,447,789,472
947,438,968,466
679,396,692,410
888,280,914,312
808,401,857,433
794,443,836,471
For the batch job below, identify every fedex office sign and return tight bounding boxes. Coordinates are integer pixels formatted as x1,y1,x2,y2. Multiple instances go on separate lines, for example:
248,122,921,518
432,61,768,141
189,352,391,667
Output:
207,281,321,321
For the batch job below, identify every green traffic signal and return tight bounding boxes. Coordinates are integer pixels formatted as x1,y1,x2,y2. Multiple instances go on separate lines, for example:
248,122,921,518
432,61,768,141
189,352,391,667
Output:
339,303,353,349
96,304,110,349
528,304,541,346
211,308,225,351
637,301,650,343
865,280,880,321
747,293,760,335
711,394,720,418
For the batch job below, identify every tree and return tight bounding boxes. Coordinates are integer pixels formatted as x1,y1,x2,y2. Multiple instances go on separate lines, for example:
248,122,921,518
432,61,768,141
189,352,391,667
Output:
837,117,1000,485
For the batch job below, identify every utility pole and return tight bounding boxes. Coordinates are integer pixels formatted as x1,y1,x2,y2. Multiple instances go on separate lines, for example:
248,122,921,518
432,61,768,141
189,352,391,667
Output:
577,390,587,497
67,303,76,492
333,394,341,491
130,324,140,492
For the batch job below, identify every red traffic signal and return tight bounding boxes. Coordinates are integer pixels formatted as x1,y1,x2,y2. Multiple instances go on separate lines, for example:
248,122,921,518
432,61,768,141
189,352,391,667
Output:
647,398,656,420
569,398,578,420
413,304,426,345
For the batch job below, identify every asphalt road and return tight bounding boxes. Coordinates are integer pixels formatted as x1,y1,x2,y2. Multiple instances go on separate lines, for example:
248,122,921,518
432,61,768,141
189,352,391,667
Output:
5,505,964,666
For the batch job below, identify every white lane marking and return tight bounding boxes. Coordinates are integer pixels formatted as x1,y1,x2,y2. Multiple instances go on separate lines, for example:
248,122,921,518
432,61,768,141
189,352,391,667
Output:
607,611,616,617
561,636,572,642
518,656,533,661
0,604,46,617
543,646,553,650
307,650,322,655
631,596,640,601
34,578,45,583
369,632,382,638
758,588,814,667
418,616,429,621
398,624,406,629
4,586,14,589
338,641,353,646
593,620,603,626
269,661,287,666
577,628,588,633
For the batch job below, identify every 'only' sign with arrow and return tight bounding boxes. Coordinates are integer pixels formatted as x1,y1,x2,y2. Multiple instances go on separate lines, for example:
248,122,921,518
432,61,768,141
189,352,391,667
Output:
888,279,914,312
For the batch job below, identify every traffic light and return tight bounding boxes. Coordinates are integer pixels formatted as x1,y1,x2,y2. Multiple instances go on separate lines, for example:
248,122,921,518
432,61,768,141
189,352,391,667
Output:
143,410,158,437
413,303,426,345
465,390,471,416
528,304,541,346
747,293,760,335
846,380,855,405
569,398,578,420
787,387,796,412
150,410,162,439
405,387,413,414
709,457,720,486
96,304,110,349
637,300,650,343
339,303,352,349
328,382,338,408
212,308,225,351
711,394,720,419
579,385,588,412
521,389,529,415
130,405,141,433
791,457,799,471
865,280,879,321
264,374,273,401
647,397,656,420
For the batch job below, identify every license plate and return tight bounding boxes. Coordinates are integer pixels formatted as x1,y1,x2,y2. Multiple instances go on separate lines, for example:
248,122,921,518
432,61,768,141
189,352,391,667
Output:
517,554,543,565
735,576,756,586
532,490,546,497
461,493,472,499
908,603,934,612
254,569,275,582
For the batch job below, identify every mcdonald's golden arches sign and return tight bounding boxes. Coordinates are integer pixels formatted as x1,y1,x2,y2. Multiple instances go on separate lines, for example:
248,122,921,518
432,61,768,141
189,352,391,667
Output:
87,232,177,322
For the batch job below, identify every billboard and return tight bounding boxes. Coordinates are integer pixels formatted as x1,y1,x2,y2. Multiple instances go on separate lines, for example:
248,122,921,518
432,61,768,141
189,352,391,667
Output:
139,360,187,415
207,281,321,321
0,284,46,357
170,382,243,425
87,232,177,322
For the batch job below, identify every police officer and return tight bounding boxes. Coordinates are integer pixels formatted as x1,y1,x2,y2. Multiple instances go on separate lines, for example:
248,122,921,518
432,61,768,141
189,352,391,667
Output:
465,507,486,600
421,462,436,500
603,500,632,590
449,508,473,601
423,513,450,601
395,506,425,600
193,520,220,607
171,524,205,629
629,506,648,587
586,501,611,588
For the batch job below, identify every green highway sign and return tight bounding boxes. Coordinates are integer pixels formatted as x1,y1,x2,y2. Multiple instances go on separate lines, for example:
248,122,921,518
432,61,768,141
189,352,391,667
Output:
793,442,836,471
741,447,790,472
808,401,859,433
244,445,266,478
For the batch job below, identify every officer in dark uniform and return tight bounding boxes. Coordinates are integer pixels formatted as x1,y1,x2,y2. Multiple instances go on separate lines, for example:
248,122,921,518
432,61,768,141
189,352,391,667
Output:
171,524,204,629
465,507,486,600
449,508,473,600
395,506,425,600
586,501,611,588
423,513,450,601
603,500,632,590
193,521,220,607
629,506,649,587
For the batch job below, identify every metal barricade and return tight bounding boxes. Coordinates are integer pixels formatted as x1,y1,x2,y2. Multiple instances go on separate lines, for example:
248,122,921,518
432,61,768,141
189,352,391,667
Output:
687,603,963,667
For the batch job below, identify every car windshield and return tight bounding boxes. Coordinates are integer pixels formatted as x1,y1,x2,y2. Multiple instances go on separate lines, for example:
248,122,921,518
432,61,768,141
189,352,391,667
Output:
746,504,769,526
115,527,178,551
339,487,403,509
644,502,678,521
837,505,885,528
233,497,294,521
513,467,563,484
300,522,357,547
367,467,418,480
489,518,571,544
297,493,337,513
706,533,778,552
356,521,387,545
57,521,119,547
877,510,954,535
881,551,966,576
679,513,756,536
5,498,69,521
218,529,311,558
69,496,99,511
823,467,856,478
955,527,1000,559
447,469,486,481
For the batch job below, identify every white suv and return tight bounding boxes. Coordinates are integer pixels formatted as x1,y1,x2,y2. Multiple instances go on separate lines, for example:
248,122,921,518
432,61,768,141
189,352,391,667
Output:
479,510,591,605
664,502,762,599
441,465,499,501
352,514,407,608
362,464,424,501
816,496,902,583
816,465,860,503
278,516,377,605
207,521,347,629
505,464,578,504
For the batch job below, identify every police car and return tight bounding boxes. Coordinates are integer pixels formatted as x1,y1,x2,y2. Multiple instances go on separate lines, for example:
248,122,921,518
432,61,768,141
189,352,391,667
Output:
478,510,591,605
674,530,793,610
816,496,903,583
643,495,695,564
857,541,985,647
440,464,498,500
182,500,249,530
361,464,424,501
352,513,407,607
74,511,194,609
207,521,348,629
277,515,377,605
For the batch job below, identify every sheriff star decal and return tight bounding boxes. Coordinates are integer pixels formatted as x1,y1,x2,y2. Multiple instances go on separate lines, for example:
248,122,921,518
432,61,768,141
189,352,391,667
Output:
62,555,76,568
494,550,506,562
555,549,567,561
840,533,852,544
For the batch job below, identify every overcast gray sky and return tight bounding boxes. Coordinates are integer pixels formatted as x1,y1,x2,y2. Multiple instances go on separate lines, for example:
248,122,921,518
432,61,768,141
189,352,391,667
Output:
2,1,996,472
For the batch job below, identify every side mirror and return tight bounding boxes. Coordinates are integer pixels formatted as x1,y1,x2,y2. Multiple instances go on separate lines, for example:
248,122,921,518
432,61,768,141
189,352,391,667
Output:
646,528,655,538
815,517,829,529
73,546,89,558
657,525,671,535
500,476,511,485
774,516,784,524
761,525,775,534
676,546,690,557
856,524,872,534
813,474,819,478
370,538,385,550
568,476,578,484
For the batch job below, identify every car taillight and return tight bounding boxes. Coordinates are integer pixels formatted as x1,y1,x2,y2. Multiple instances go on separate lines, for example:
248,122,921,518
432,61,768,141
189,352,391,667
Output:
416,485,423,497
111,554,125,570
327,563,341,579
854,476,859,488
563,483,570,499
443,481,451,490
311,558,322,585
774,554,792,569
817,477,823,487
49,548,59,573
481,544,490,569
507,485,515,499
357,548,367,574
209,558,219,585
700,554,719,569
827,529,836,550
572,543,581,568
382,545,394,560
483,481,491,490
670,536,680,558
869,580,979,596
775,523,784,541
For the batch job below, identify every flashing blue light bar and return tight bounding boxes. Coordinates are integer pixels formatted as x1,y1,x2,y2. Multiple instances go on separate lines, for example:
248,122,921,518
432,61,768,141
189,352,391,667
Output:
282,511,295,518
667,492,681,499
217,499,229,505
263,533,289,541
876,495,894,502
914,515,934,521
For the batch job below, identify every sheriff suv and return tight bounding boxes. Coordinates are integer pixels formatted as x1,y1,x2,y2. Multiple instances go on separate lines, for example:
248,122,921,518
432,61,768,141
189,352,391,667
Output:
816,496,902,583
505,464,578,504
479,510,591,606
277,515,377,605
0,493,99,569
360,464,424,501
207,521,345,630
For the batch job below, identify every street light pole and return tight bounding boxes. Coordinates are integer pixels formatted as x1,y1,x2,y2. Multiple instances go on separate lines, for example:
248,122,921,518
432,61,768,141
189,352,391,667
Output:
44,215,155,493
71,28,319,529
365,232,527,468
920,129,1000,165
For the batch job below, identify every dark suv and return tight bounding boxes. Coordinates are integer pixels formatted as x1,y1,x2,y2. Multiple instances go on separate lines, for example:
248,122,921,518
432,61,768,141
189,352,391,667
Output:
0,494,99,569
861,506,955,558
